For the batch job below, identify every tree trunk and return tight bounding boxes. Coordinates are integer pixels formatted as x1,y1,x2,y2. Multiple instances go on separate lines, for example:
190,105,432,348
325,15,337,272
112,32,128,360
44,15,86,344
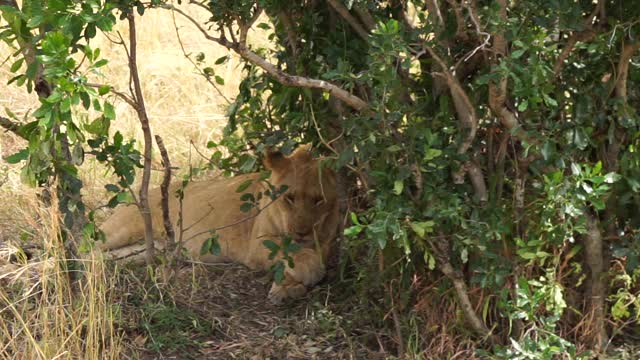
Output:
128,13,155,265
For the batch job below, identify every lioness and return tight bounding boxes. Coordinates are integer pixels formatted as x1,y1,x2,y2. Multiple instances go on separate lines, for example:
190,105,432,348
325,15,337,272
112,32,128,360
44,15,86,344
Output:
98,145,339,303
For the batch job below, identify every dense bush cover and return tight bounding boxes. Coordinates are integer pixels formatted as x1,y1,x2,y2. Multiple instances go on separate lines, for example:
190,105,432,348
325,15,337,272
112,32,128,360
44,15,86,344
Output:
1,0,640,357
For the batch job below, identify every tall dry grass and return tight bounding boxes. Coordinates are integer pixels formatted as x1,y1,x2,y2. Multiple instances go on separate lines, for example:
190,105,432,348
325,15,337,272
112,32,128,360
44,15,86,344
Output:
0,195,122,360
1,5,246,207
0,4,255,359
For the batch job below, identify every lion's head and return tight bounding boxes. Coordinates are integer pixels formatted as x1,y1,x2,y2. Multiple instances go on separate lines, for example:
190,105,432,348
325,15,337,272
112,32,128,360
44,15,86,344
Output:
262,145,340,259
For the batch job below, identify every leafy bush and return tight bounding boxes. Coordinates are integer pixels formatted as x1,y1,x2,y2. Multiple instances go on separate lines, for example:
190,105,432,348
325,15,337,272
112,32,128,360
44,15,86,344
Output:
2,0,640,357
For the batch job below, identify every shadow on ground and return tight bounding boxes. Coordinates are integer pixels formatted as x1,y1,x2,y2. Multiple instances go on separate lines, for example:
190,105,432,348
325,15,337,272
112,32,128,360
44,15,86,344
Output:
117,262,379,360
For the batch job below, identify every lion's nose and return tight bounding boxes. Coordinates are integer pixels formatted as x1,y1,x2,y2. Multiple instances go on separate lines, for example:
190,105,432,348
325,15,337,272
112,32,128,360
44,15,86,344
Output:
294,230,311,239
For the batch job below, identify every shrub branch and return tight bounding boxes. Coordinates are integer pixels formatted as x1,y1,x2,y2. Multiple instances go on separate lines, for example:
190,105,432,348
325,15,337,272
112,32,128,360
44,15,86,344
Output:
127,12,155,265
155,135,176,255
167,4,370,112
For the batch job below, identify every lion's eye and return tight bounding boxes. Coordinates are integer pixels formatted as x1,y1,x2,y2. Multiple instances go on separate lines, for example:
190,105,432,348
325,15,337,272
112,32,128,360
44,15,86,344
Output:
284,193,295,205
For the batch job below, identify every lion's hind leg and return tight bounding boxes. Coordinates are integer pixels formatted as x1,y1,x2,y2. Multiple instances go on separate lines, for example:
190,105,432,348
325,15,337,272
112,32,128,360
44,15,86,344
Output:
98,205,146,251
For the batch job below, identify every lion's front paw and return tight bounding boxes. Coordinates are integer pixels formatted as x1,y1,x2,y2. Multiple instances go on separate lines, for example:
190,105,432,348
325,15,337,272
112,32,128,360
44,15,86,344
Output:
286,253,326,286
268,282,307,305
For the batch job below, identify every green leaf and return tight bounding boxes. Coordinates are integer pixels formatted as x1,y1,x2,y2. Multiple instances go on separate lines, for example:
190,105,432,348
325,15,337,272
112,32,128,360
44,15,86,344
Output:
98,85,110,95
84,23,96,39
258,170,271,182
263,240,280,258
604,172,621,184
201,233,221,255
27,15,44,29
410,221,434,238
214,55,228,65
541,141,554,161
200,237,212,256
60,97,71,113
103,102,116,120
344,225,363,237
235,179,253,193
424,148,442,161
116,192,134,204
286,242,301,254
105,184,120,192
570,163,581,176
461,248,468,263
85,116,110,135
4,149,29,164
393,180,403,195
7,74,24,86
239,156,256,172
257,22,271,30
592,198,605,210
517,250,537,260
517,99,528,112
240,202,253,212
10,58,23,73
350,212,360,225
240,194,254,203
214,75,225,85
593,161,602,174
80,91,91,109
203,67,214,76
46,91,62,103
367,219,387,249
543,93,558,107
271,261,285,284
93,59,108,68
26,61,38,80
107,195,119,208
136,2,145,15
511,49,525,58
72,142,84,165
424,252,436,270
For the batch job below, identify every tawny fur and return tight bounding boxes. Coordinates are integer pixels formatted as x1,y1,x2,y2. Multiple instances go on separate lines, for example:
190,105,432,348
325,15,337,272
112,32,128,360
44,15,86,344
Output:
99,145,339,303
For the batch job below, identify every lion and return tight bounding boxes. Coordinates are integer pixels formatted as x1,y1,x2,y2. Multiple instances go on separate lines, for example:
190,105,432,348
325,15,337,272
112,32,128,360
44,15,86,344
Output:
98,144,339,304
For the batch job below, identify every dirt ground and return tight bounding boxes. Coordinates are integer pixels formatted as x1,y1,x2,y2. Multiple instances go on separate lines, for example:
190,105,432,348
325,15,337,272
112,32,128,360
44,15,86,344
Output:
126,263,369,359
0,237,390,360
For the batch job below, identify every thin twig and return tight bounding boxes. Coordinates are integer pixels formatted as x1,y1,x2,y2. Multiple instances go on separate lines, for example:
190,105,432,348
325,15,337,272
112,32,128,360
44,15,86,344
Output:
182,192,281,243
169,7,231,104
166,4,370,112
85,82,137,108
155,135,176,253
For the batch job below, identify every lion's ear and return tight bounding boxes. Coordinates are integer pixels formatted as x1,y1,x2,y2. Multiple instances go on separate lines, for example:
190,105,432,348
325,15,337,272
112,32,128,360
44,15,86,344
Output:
263,149,290,173
291,143,313,161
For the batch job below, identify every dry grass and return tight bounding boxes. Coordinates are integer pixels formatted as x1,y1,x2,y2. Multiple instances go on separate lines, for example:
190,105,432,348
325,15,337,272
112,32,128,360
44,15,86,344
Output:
0,4,246,360
0,4,384,360
1,4,246,208
0,196,123,359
